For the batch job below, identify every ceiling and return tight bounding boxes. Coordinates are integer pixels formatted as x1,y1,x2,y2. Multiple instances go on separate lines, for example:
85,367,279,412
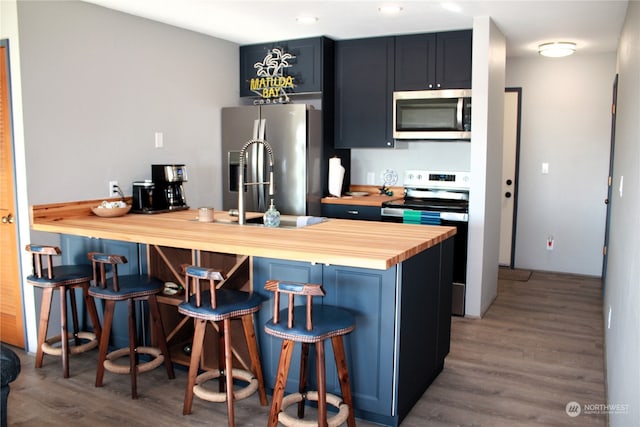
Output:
83,0,629,58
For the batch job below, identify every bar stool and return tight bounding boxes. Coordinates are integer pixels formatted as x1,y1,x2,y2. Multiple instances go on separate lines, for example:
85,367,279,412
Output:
264,280,356,427
88,252,175,399
25,244,101,378
179,265,267,427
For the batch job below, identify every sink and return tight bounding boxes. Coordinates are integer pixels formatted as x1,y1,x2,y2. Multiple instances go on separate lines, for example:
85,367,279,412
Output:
244,214,326,229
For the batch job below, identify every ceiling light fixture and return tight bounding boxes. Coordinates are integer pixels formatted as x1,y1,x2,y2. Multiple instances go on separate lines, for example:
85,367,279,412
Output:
296,16,318,24
378,5,403,14
538,42,577,58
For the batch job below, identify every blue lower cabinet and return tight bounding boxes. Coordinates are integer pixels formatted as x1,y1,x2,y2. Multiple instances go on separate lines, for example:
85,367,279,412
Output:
253,237,454,426
253,257,398,425
60,235,146,350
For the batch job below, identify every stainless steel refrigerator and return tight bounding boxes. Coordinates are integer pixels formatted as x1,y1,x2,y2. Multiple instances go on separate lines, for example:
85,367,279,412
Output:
222,103,337,216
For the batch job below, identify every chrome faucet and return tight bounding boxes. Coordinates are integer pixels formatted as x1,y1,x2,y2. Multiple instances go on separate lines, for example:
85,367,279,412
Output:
237,139,275,225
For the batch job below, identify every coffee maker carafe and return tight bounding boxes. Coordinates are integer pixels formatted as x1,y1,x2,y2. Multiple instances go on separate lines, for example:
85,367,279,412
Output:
152,164,189,211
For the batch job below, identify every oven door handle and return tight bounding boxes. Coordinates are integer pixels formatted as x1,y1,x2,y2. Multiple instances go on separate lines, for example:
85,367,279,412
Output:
381,207,404,218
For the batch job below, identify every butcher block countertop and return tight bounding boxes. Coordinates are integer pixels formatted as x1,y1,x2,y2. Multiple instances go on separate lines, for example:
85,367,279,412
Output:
321,185,404,207
30,198,455,270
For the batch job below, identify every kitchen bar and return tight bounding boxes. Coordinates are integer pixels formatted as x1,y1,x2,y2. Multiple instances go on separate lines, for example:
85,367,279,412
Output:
30,199,456,426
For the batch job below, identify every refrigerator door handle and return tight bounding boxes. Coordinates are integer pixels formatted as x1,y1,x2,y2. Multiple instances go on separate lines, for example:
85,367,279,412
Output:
257,118,266,210
252,119,260,140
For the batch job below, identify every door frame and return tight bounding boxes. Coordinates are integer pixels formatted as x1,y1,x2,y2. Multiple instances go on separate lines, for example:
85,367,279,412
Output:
500,87,522,268
602,74,618,283
0,39,25,348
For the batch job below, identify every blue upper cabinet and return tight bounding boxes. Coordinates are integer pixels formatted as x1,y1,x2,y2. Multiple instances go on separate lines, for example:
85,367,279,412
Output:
334,36,395,149
239,36,334,99
395,30,473,90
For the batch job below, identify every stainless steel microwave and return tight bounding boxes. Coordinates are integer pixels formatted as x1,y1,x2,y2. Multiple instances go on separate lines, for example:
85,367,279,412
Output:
393,89,471,140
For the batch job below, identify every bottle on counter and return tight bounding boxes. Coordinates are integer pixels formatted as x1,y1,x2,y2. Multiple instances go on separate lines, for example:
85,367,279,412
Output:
263,199,280,227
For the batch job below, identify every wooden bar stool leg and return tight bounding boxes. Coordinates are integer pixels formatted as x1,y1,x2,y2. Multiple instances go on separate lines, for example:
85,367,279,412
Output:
268,339,295,427
183,318,206,415
59,286,70,378
128,299,139,399
315,341,328,427
35,288,54,369
297,342,310,419
332,336,356,427
96,300,115,387
217,321,225,394
68,287,81,346
240,314,267,405
223,319,234,427
83,286,102,341
148,295,175,379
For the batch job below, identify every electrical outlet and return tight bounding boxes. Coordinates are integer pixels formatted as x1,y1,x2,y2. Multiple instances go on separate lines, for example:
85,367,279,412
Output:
109,180,119,197
367,172,376,185
546,236,554,251
541,162,549,174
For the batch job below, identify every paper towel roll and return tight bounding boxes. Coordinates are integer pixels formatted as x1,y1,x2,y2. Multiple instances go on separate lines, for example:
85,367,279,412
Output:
328,157,345,197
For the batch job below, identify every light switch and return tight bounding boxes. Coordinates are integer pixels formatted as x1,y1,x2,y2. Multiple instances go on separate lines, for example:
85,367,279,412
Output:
619,175,624,197
155,132,163,148
541,162,549,174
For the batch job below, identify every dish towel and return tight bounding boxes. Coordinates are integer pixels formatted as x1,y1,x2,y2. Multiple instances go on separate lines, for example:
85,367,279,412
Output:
403,211,441,225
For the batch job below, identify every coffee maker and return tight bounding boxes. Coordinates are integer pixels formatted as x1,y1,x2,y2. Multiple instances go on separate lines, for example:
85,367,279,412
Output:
152,164,188,211
131,164,188,213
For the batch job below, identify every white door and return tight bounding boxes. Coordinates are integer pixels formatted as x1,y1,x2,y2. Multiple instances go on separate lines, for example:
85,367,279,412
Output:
499,89,521,267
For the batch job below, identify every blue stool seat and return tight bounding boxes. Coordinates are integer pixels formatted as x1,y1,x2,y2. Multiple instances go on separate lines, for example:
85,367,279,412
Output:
263,280,356,427
178,289,262,320
26,264,93,288
265,305,355,343
88,274,164,300
179,265,267,427
25,244,102,379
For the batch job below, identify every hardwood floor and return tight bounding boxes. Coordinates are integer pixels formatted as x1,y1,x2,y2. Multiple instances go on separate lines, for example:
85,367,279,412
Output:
4,270,605,426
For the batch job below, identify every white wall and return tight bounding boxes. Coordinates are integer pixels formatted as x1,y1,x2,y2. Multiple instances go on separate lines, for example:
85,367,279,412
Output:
465,17,505,317
506,53,614,276
605,2,640,425
350,142,471,185
17,1,238,209
10,0,239,351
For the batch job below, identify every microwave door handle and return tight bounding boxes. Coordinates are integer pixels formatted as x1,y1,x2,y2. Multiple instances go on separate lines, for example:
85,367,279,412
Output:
457,97,464,130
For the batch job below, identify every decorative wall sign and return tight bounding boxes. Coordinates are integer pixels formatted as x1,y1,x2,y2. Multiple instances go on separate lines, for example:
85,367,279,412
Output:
240,37,329,99
251,48,296,104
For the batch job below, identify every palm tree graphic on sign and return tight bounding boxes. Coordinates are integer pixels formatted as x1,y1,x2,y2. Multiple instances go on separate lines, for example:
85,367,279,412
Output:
254,48,294,77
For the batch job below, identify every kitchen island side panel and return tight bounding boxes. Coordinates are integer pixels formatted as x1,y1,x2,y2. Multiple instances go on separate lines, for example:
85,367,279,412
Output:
397,236,454,423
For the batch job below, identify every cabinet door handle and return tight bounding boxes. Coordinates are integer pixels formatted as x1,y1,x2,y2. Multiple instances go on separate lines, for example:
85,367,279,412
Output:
347,210,359,215
2,214,14,224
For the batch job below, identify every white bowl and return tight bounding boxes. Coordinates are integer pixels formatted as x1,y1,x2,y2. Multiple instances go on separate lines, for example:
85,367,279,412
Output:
91,205,132,218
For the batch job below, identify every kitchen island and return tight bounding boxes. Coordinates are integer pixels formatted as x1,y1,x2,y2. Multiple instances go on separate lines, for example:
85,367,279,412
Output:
30,198,455,426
